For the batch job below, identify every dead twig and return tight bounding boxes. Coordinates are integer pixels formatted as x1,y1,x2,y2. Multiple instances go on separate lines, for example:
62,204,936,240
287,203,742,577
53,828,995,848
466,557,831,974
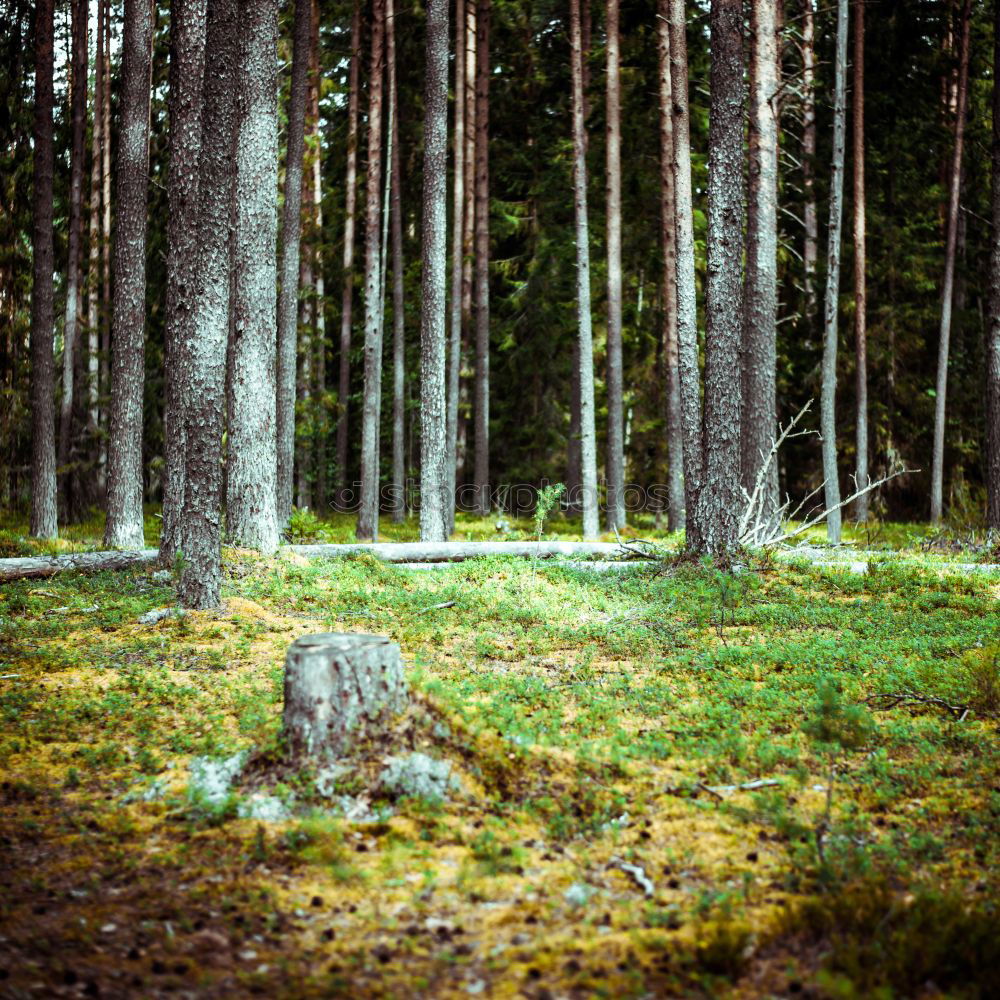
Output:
866,691,971,721
415,600,457,615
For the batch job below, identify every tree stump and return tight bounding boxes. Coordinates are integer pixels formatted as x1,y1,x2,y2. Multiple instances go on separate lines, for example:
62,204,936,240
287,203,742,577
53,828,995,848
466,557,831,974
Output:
282,633,408,759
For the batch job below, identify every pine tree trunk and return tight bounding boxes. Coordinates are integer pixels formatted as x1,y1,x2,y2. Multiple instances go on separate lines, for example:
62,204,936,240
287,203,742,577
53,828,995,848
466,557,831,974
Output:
105,0,153,550
58,0,87,500
819,0,849,543
419,0,449,542
569,0,599,540
297,175,314,510
161,0,208,566
801,0,818,323
177,0,237,610
86,0,104,443
30,0,58,540
276,0,312,528
335,0,361,505
699,0,744,556
226,0,280,553
356,0,386,541
310,0,327,510
930,0,971,524
656,0,684,533
388,0,406,525
472,0,491,517
99,0,111,492
988,1,1000,532
852,0,869,521
604,0,624,532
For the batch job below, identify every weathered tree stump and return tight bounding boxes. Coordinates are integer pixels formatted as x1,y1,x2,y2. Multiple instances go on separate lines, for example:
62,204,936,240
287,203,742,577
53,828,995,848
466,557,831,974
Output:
282,633,408,759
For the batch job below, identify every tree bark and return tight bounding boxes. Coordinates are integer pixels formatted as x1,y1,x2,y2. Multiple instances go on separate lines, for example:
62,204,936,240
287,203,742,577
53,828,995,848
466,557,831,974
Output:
801,0,818,323
178,0,237,610
58,0,88,497
930,0,971,524
99,0,112,491
569,0,599,540
604,0,624,532
334,0,361,504
296,173,314,510
472,0,491,516
105,0,153,550
161,0,208,566
276,0,312,528
667,0,703,552
852,0,869,520
86,0,104,442
226,0,280,554
356,0,386,541
656,0,684,532
819,0,849,543
30,0,58,540
310,0,328,511
419,0,449,542
740,0,779,523
988,0,1000,532
699,0,744,556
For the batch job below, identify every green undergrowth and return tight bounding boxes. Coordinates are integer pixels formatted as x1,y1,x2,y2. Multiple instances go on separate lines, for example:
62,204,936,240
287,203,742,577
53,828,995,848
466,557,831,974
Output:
1,539,998,997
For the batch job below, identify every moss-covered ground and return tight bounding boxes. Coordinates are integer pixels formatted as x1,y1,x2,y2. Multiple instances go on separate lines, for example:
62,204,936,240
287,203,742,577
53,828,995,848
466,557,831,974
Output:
1,512,998,998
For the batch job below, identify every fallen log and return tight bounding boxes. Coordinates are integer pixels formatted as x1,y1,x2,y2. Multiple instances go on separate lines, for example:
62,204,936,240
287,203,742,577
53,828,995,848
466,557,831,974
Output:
0,548,159,583
287,541,635,562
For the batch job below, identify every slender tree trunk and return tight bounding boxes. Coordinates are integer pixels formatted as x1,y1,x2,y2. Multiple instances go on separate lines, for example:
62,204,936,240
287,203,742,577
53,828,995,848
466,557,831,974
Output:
988,1,1000,532
30,0,58,539
99,0,111,492
310,0,327,510
160,0,208,566
604,0,624,532
657,0,684,532
387,0,406,524
335,0,361,505
667,0,703,551
930,0,971,524
275,0,312,528
356,0,386,541
852,0,869,520
226,0,280,553
105,0,153,550
569,0,599,540
801,0,818,322
446,0,466,533
698,0,744,556
419,0,449,541
87,0,104,439
819,0,849,543
296,156,314,510
472,0,491,516
178,0,237,609
58,0,88,497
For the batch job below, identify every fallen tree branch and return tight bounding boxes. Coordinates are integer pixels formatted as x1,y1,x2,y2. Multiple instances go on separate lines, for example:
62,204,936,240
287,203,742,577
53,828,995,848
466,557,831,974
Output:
0,549,159,583
865,691,971,721
288,541,641,563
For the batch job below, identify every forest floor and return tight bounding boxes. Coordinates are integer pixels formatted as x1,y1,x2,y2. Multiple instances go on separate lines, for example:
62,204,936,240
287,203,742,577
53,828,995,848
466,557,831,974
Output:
1,511,999,998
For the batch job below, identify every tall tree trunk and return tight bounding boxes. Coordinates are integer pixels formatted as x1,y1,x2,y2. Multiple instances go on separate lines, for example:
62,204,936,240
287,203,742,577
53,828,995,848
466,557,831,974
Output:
699,0,744,556
852,0,869,520
30,0,58,539
819,0,849,543
656,0,684,532
276,0,312,528
604,0,624,532
667,0,703,552
356,0,386,541
801,0,818,323
87,0,104,442
445,0,465,533
388,0,406,524
988,1,1000,532
420,0,449,541
930,0,972,524
740,0,779,520
178,0,237,609
226,0,280,553
569,0,599,540
99,0,111,492
160,0,208,566
104,0,153,550
58,0,87,498
335,0,361,505
310,0,327,510
296,150,314,510
472,0,491,516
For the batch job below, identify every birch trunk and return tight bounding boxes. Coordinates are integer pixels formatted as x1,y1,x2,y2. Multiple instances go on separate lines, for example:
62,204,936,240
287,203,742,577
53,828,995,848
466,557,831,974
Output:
988,1,1000,532
801,0,818,322
930,0,971,524
105,0,153,550
819,0,849,543
226,0,280,554
30,0,58,540
852,0,869,520
86,0,104,438
310,0,327,509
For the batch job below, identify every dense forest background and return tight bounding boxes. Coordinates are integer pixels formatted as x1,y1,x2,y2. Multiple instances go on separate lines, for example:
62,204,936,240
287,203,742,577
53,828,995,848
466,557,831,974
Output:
0,0,995,523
